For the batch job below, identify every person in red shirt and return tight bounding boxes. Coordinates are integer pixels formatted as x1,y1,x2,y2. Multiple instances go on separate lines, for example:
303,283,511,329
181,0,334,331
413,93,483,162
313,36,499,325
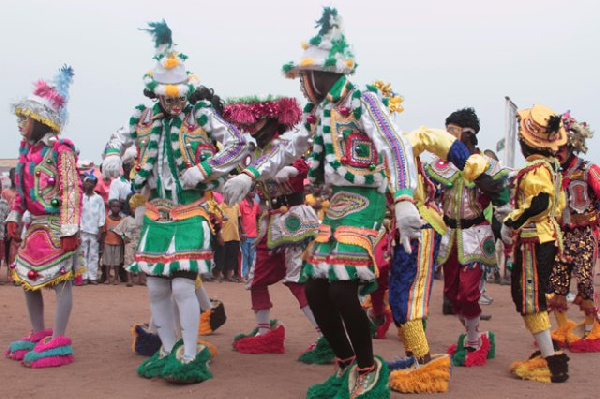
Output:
239,187,260,279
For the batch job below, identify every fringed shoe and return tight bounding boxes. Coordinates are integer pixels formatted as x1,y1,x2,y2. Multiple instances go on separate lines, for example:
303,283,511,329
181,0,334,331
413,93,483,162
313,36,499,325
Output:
137,340,182,379
299,336,335,364
233,321,285,354
307,356,355,399
510,352,569,383
565,322,600,353
196,339,218,359
447,331,495,367
162,343,213,384
336,356,390,399
550,320,575,349
389,354,451,394
5,329,53,361
232,319,278,344
131,323,162,356
198,299,226,336
22,335,74,368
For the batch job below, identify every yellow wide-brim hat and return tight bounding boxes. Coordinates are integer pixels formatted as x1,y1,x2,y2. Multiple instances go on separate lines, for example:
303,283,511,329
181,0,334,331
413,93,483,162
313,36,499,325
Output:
517,104,567,152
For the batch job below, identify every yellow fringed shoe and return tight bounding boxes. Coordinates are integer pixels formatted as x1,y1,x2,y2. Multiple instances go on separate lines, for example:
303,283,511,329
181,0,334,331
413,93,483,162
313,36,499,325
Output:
389,354,451,394
550,320,575,349
566,322,600,353
510,352,569,383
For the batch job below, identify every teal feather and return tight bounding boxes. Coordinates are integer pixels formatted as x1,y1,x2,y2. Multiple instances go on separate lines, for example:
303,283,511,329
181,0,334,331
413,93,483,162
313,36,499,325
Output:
142,20,173,48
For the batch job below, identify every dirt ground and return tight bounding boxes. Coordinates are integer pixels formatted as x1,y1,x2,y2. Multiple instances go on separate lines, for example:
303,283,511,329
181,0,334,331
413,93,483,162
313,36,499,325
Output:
0,274,598,399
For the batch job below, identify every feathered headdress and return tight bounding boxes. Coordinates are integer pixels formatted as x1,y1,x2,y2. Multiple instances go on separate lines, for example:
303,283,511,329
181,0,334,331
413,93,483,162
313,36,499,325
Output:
141,20,199,98
12,65,75,132
223,96,302,133
282,7,356,78
562,111,594,154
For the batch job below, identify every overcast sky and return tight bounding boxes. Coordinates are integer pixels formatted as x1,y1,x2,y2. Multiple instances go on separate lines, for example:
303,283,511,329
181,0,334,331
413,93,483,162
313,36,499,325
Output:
2,0,599,167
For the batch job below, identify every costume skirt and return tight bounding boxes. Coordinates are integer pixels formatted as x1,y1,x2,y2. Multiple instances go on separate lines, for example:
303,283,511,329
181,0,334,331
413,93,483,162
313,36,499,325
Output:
302,186,385,294
14,215,79,290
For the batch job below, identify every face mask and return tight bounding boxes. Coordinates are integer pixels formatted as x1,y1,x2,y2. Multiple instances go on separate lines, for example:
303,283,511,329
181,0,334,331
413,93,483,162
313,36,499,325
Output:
159,95,188,116
300,73,319,103
17,115,34,139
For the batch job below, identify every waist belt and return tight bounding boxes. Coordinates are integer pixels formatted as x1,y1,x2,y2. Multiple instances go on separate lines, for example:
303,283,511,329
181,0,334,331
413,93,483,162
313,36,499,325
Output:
269,192,304,209
443,214,486,229
145,195,210,222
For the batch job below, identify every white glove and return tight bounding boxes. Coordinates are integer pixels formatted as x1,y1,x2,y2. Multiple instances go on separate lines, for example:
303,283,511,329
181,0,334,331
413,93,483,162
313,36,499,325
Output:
394,201,422,254
223,174,254,205
494,203,513,223
274,166,299,182
102,155,122,178
180,165,205,189
501,224,513,246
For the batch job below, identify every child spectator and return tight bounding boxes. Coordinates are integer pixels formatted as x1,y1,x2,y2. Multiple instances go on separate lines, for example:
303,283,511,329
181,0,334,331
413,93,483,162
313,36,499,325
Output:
0,185,10,284
102,199,123,284
79,171,105,285
239,187,260,280
3,168,18,281
220,201,241,282
113,194,143,287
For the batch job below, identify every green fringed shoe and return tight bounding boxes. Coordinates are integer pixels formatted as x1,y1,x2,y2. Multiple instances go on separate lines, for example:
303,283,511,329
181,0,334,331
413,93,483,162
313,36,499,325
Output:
137,340,183,379
162,343,213,384
307,357,355,399
335,356,390,399
299,336,335,365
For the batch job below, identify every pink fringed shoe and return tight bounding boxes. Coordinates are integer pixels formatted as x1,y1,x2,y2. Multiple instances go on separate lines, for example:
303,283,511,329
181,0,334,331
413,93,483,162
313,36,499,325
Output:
5,329,53,361
22,335,74,368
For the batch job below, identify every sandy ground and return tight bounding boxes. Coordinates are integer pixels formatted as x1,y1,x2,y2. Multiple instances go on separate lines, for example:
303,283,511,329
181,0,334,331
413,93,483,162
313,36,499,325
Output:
0,275,599,399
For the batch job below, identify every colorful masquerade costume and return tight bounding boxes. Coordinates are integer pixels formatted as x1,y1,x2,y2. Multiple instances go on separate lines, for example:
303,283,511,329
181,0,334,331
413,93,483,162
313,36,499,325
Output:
4,65,80,368
388,125,480,393
548,114,600,351
425,108,509,368
498,104,570,383
222,96,331,359
103,21,248,384
280,8,425,398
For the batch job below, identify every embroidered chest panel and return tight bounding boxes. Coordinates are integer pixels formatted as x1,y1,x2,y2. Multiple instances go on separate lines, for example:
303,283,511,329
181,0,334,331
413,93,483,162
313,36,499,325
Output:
328,109,382,176
21,146,60,213
135,108,216,168
178,114,216,166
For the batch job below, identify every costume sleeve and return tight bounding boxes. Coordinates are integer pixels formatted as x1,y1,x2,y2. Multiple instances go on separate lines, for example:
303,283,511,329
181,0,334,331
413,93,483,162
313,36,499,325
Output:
246,128,313,180
58,146,82,237
505,164,554,228
104,106,142,158
405,127,470,170
360,91,418,201
463,154,510,206
586,163,600,199
7,161,26,224
193,103,249,180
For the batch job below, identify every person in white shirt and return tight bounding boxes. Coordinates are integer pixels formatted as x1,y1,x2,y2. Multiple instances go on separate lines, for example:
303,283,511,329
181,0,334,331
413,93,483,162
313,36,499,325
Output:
80,171,105,284
108,160,134,205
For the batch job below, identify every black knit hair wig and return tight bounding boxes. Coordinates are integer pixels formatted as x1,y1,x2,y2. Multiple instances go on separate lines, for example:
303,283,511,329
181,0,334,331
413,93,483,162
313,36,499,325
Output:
445,107,481,133
189,86,224,116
